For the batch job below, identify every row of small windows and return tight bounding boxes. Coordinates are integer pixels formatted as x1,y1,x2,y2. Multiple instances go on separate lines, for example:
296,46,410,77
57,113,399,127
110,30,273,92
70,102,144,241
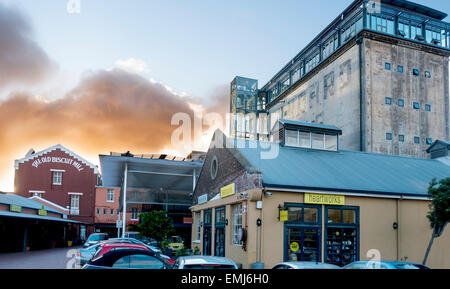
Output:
385,133,433,145
385,63,432,78
385,98,432,111
97,208,119,215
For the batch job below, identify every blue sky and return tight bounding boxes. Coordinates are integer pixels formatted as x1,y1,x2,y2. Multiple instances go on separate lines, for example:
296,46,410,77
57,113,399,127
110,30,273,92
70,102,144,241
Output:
9,0,448,99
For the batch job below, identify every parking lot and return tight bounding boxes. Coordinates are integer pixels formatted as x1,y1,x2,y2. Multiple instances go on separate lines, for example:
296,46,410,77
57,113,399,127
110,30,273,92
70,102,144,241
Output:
0,246,81,269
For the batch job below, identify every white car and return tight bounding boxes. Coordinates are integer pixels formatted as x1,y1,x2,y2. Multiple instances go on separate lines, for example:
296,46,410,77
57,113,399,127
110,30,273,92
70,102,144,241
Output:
173,256,238,269
272,261,341,269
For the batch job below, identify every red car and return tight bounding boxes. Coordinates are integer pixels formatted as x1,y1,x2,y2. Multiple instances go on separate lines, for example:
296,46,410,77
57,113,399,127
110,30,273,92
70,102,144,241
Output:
91,243,175,265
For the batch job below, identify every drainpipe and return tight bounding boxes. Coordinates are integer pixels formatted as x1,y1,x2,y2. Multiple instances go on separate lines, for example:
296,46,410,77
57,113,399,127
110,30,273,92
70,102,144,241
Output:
356,36,365,152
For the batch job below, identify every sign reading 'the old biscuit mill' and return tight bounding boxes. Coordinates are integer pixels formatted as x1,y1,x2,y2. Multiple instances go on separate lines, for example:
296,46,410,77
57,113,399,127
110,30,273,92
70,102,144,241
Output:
304,193,345,206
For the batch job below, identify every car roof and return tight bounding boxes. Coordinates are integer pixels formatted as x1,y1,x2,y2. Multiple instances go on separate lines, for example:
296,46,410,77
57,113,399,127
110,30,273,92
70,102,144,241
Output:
100,242,148,249
276,262,341,269
90,248,156,266
178,256,236,265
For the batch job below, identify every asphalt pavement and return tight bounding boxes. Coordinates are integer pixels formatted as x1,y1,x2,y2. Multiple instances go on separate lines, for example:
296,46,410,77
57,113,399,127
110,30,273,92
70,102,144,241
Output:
0,246,82,269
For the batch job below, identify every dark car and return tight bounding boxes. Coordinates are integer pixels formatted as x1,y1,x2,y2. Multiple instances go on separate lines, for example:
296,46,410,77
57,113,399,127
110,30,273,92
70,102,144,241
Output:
81,248,172,269
83,233,109,248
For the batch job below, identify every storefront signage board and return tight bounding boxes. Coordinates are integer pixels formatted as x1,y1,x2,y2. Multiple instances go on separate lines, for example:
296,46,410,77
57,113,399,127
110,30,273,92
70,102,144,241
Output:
304,193,345,206
198,194,208,205
220,183,235,199
38,205,47,216
10,204,22,213
279,210,288,221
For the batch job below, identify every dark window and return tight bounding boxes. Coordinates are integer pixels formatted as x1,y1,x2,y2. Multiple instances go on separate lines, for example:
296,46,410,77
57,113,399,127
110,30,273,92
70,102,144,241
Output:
386,132,393,141
103,209,107,215
399,135,405,142
413,102,420,110
129,254,165,269
398,99,404,107
426,138,433,145
425,71,431,78
425,104,431,112
397,65,403,73
385,97,392,105
385,63,391,70
414,136,420,144
413,69,420,76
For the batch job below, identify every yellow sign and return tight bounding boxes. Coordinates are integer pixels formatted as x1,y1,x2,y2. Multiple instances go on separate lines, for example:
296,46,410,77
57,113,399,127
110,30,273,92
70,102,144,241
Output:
290,242,300,252
279,210,288,222
220,183,235,199
38,205,47,216
304,193,345,206
10,205,21,213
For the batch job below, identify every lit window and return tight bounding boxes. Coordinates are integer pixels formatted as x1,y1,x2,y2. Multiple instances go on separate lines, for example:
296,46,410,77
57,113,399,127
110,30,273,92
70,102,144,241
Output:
414,136,420,144
398,99,404,107
426,138,433,145
385,63,391,70
107,189,114,202
399,135,405,142
397,65,403,73
386,132,393,141
52,171,62,185
425,104,431,112
385,97,392,105
413,102,420,110
131,208,139,220
232,204,243,246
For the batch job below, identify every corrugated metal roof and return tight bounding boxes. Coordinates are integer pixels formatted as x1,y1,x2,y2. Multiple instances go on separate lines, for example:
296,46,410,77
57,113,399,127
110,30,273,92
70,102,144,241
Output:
233,139,450,197
0,193,63,214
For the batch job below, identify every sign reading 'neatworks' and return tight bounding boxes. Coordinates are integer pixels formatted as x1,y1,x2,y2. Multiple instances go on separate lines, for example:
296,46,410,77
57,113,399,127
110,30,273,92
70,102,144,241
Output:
304,193,345,206
32,157,84,172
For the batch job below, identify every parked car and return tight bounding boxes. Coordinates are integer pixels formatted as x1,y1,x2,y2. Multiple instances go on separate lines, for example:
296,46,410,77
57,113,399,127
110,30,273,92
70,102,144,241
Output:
272,261,341,269
83,233,108,248
124,232,159,247
342,261,430,269
82,248,172,269
167,236,184,252
91,243,151,260
76,238,162,266
173,256,238,269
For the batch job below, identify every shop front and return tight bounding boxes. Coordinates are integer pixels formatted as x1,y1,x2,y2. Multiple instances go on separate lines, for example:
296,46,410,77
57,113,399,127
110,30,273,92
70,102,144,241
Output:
190,129,450,269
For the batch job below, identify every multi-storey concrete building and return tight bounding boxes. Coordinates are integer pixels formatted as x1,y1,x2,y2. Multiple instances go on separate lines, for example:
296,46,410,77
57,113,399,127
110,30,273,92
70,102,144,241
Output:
230,0,450,158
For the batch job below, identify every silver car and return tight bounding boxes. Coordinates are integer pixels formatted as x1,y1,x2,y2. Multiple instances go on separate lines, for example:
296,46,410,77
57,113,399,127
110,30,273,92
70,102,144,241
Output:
272,261,341,269
173,256,238,269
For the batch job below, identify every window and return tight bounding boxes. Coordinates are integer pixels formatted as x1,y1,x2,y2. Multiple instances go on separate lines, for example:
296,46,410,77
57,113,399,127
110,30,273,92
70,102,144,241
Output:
385,62,391,70
398,99,404,107
131,208,139,220
70,195,80,215
399,135,405,142
117,210,120,215
386,132,393,141
281,77,290,93
299,131,310,148
398,21,410,38
285,129,299,147
325,134,338,151
413,69,420,76
129,254,165,269
196,212,201,241
426,138,433,145
291,67,301,84
107,189,114,202
96,208,100,215
425,104,431,112
52,171,62,185
232,203,243,246
327,209,341,223
311,133,325,149
413,102,420,110
385,97,392,105
414,136,420,144
110,209,114,215
425,71,431,78
103,208,107,215
397,65,404,73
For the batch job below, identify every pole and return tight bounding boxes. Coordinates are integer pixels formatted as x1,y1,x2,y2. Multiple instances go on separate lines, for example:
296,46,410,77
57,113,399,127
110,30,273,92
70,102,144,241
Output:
122,162,128,238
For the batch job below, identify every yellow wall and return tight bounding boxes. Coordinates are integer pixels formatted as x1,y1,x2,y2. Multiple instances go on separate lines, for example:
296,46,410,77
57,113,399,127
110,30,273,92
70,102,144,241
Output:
192,189,450,269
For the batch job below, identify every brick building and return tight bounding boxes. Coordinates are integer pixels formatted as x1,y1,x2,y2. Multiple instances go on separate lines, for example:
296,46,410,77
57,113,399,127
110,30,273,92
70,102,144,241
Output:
14,144,99,239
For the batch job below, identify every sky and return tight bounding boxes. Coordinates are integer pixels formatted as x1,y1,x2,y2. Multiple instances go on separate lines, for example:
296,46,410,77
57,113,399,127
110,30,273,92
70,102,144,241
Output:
0,0,449,192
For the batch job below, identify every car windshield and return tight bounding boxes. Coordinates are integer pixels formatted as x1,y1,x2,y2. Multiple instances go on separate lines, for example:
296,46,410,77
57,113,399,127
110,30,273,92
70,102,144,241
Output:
184,264,235,269
87,234,105,241
169,237,182,243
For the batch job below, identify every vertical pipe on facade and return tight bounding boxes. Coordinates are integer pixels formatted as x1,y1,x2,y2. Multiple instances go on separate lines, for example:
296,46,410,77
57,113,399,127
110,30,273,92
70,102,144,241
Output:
121,162,128,238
